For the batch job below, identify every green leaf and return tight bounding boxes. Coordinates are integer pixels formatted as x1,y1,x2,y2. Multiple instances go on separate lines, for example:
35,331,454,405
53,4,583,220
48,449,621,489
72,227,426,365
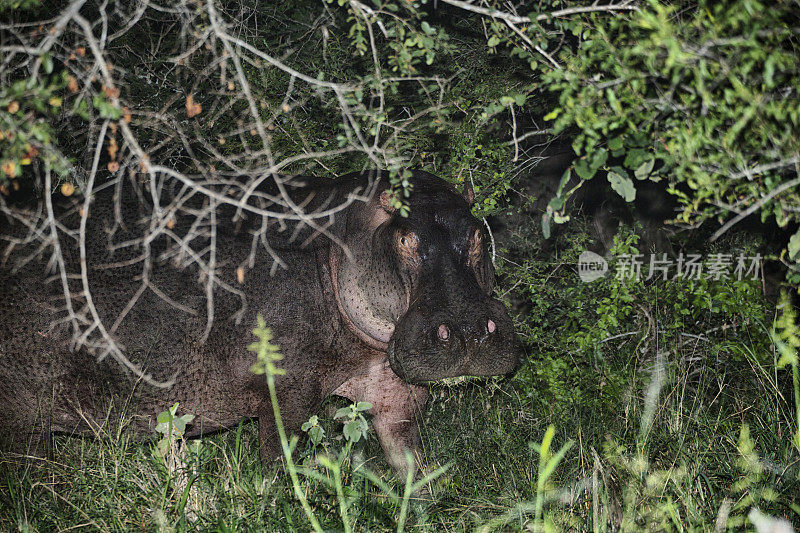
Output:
623,148,649,169
590,148,608,169
606,88,622,114
608,170,636,202
541,212,551,239
556,168,571,196
487,35,501,48
302,415,319,430
543,109,559,121
548,195,565,213
575,149,607,181
308,425,324,445
92,94,122,120
541,440,574,483
343,420,362,442
333,406,351,420
788,229,800,260
634,158,655,180
76,98,89,120
355,401,372,412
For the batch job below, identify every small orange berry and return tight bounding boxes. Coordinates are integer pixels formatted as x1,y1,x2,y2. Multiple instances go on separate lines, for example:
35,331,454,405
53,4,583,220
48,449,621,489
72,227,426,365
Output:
186,95,201,118
2,161,17,177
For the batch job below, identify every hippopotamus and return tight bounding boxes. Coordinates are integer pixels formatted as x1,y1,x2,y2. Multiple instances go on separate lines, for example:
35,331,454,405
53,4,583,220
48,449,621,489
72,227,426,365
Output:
0,169,522,472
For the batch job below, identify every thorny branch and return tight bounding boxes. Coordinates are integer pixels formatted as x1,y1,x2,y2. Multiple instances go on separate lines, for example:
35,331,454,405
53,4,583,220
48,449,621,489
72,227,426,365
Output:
0,0,450,386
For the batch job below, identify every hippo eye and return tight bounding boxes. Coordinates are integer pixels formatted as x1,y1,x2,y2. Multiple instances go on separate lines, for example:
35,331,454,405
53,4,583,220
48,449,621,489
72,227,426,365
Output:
395,231,420,264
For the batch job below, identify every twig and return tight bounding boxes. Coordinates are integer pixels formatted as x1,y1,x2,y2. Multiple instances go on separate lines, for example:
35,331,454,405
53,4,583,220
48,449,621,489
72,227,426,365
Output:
503,129,552,145
77,119,174,387
440,0,639,25
711,174,800,241
502,18,561,69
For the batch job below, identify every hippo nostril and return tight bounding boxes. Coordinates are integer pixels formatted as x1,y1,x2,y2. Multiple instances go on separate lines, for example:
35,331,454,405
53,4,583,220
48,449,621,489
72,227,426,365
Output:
438,324,450,341
487,319,496,334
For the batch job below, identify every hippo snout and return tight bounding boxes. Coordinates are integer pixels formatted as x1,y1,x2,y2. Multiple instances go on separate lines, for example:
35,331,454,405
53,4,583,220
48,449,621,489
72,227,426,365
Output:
387,299,523,384
435,315,497,344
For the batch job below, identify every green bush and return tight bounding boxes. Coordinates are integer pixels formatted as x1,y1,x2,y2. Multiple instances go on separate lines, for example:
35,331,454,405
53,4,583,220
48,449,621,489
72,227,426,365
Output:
542,0,800,274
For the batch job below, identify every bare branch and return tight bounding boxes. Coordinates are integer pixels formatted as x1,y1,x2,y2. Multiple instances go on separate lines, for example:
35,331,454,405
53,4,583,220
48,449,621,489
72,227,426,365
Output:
0,0,454,384
711,172,800,241
439,0,639,25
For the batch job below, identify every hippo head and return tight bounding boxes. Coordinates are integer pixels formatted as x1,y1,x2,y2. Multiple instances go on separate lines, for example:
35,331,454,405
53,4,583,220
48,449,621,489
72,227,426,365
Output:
331,171,523,384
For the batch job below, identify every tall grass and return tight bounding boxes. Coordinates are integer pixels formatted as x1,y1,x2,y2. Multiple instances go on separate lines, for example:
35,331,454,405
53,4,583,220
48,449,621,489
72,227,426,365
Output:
2,247,799,530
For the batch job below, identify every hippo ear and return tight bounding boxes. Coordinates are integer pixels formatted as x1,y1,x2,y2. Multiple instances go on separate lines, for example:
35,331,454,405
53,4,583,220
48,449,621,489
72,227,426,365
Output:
361,188,395,230
470,228,495,293
379,189,397,214
462,185,475,205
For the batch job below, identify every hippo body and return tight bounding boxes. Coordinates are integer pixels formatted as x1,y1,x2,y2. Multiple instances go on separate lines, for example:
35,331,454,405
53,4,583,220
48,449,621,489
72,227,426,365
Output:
0,170,521,471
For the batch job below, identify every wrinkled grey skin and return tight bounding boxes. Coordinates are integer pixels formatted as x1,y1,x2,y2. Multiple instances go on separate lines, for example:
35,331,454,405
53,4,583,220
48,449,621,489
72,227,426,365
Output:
0,170,522,473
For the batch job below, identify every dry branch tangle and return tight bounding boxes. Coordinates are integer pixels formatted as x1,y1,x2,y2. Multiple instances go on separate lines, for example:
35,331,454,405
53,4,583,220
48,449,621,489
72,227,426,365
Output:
0,0,447,383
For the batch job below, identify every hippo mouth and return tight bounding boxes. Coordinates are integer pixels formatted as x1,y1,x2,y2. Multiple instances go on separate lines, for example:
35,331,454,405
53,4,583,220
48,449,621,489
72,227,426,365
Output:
386,339,463,384
386,336,521,386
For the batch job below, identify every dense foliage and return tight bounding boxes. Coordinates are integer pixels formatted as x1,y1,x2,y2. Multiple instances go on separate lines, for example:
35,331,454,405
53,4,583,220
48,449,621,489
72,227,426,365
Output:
543,0,800,274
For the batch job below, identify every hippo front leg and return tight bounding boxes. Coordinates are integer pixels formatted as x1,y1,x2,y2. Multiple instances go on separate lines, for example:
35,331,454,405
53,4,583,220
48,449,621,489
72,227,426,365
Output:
334,360,429,475
371,393,427,475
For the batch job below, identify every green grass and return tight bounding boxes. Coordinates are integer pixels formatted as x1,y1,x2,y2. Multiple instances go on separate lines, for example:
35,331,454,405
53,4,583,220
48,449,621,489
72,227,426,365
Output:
1,337,797,530
2,223,799,531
